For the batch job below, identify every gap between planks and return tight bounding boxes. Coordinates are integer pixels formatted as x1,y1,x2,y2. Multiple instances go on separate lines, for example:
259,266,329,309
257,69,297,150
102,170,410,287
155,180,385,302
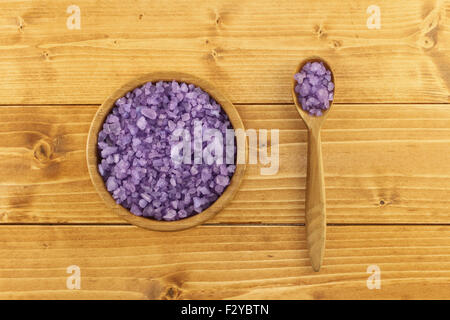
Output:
0,103,450,107
1,223,450,227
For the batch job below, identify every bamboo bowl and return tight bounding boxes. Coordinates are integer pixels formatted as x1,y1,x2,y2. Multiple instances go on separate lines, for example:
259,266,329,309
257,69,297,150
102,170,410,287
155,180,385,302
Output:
87,72,247,231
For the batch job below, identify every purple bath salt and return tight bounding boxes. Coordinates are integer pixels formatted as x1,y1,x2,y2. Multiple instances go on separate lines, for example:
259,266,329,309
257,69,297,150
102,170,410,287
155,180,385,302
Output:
294,61,334,116
97,80,236,221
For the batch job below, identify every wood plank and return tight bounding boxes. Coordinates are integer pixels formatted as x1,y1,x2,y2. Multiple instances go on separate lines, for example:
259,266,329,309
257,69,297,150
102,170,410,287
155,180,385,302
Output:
0,0,449,104
0,104,449,224
0,225,448,299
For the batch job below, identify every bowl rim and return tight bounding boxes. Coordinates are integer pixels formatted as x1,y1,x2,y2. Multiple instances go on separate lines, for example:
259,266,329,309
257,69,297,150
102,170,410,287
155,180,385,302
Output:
86,72,247,231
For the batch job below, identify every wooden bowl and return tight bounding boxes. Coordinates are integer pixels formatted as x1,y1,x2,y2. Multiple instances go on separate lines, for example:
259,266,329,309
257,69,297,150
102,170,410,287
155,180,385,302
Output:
86,72,247,231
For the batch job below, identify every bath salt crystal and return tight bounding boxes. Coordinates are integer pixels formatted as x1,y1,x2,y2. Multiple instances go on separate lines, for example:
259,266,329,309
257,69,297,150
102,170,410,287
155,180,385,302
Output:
97,81,237,221
215,175,229,186
136,116,147,130
141,107,157,120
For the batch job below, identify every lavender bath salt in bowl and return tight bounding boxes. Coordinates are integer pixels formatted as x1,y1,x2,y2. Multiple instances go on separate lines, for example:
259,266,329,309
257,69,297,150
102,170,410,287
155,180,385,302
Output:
87,72,246,231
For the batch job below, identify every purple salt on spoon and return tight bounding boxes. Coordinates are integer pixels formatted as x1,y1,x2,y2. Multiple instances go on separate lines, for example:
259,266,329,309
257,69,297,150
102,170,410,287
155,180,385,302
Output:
292,57,335,272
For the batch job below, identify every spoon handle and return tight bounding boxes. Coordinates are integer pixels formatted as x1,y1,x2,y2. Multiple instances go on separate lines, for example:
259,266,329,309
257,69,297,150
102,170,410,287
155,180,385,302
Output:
306,128,326,271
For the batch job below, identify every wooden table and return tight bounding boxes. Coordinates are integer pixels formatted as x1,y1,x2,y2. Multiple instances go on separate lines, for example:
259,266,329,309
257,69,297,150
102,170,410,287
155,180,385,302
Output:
0,0,449,299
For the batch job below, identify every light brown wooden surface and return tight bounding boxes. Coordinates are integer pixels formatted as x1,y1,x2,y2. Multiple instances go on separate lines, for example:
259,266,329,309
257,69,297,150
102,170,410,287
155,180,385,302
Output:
0,104,449,225
0,0,449,104
0,225,449,299
0,0,449,300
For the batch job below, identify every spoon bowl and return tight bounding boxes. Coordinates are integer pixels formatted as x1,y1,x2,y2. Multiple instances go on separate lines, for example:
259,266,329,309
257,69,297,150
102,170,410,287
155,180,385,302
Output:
291,57,335,271
292,56,335,130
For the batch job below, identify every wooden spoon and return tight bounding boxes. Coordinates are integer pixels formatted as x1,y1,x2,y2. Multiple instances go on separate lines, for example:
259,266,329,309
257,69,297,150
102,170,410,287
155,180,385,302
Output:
291,57,335,271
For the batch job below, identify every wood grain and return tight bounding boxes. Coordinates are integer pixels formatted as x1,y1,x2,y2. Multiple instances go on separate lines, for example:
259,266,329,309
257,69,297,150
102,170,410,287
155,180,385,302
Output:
0,104,449,225
305,129,326,271
0,0,449,104
0,225,448,299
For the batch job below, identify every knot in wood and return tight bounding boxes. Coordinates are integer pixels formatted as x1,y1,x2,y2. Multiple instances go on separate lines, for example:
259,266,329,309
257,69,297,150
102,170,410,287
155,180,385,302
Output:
162,285,182,300
33,139,53,164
